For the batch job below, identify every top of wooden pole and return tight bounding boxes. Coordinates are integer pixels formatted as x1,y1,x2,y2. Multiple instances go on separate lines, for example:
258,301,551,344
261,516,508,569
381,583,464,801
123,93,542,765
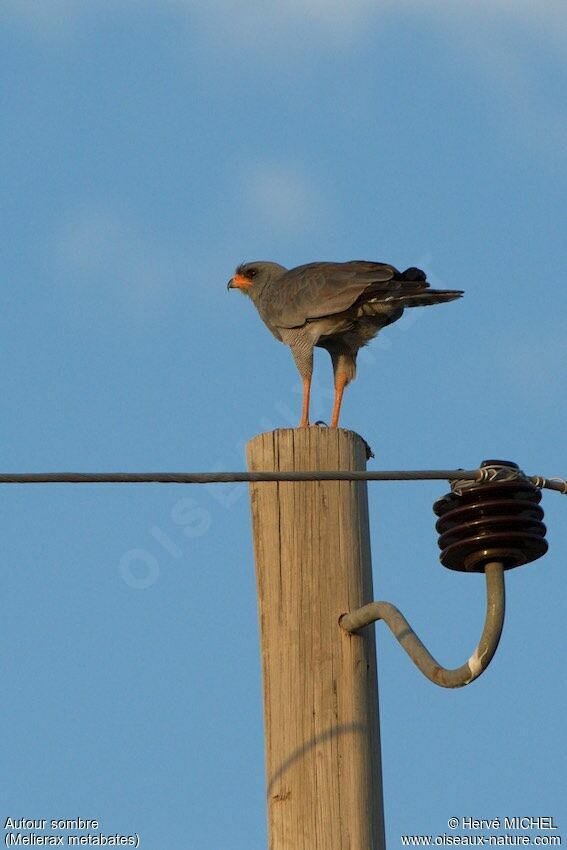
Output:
246,427,374,469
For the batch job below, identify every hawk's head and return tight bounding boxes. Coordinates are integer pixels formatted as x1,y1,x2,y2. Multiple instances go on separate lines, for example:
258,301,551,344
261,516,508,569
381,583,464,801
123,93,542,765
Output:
227,261,287,293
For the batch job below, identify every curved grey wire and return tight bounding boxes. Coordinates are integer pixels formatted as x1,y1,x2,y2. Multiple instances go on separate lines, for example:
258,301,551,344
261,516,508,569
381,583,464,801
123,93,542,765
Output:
339,562,505,688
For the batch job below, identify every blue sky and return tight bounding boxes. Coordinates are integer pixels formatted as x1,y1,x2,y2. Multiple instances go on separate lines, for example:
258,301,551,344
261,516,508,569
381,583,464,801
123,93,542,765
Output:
2,2,566,847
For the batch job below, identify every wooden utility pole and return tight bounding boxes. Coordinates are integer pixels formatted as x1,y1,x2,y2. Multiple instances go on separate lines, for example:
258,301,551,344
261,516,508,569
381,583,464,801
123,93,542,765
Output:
247,428,385,850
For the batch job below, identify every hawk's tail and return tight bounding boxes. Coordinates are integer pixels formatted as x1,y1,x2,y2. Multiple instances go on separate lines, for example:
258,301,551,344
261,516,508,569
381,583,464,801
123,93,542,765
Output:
392,267,463,306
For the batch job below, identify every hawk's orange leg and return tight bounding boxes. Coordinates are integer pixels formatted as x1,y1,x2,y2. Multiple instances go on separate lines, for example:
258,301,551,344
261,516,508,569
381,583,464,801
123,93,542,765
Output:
300,376,311,428
330,372,348,428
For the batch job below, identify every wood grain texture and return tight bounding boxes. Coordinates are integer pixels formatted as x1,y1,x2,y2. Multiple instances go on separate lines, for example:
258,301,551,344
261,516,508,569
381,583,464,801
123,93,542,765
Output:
246,428,385,850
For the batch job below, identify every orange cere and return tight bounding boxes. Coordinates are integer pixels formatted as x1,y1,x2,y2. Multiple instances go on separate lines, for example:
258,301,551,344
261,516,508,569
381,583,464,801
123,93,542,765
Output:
232,273,253,289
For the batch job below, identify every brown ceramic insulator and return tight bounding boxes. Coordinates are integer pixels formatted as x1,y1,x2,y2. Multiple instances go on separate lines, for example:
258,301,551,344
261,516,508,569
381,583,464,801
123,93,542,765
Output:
433,462,548,572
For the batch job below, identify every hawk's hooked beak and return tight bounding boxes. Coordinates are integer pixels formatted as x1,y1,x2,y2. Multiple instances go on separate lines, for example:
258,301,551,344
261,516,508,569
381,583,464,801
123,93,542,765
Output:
227,273,252,291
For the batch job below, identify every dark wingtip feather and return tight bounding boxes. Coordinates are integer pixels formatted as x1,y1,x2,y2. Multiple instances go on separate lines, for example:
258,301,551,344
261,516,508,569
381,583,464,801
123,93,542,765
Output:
400,266,427,282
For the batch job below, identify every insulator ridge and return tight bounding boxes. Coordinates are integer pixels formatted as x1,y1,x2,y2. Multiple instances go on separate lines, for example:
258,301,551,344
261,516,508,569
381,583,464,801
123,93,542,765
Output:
434,460,548,572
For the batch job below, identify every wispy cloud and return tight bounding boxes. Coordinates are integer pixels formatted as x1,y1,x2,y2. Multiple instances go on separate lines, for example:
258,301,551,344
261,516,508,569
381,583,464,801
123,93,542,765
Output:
238,161,328,235
1,0,76,40
0,0,115,42
5,0,565,48
369,0,567,162
184,0,567,50
183,0,380,45
4,1,565,158
53,205,192,315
